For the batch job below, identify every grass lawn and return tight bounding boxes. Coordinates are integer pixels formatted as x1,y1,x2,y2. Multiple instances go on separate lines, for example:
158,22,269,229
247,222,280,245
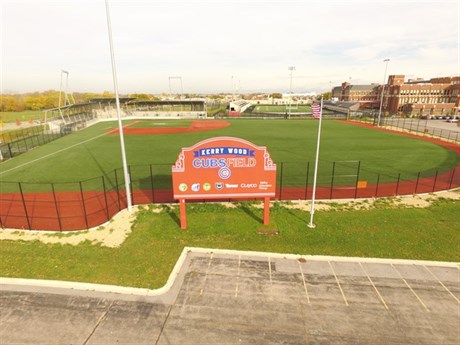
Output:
0,110,46,124
0,197,459,289
0,119,457,191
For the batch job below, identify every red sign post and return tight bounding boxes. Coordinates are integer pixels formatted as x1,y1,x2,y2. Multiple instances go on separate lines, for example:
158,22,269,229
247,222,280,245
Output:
172,137,277,229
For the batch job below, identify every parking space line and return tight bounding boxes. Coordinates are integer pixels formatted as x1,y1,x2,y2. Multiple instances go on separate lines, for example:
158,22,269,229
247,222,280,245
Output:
423,265,460,304
234,255,241,297
268,256,273,295
359,262,389,310
199,253,213,296
391,264,429,312
298,261,310,304
328,261,349,306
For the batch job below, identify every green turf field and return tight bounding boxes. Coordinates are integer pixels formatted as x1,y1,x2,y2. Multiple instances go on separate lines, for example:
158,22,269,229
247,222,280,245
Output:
0,119,457,191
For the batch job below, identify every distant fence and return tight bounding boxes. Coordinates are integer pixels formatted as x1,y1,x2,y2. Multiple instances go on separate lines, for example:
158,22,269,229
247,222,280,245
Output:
351,115,460,143
0,112,96,161
379,117,460,143
0,125,69,161
1,161,458,231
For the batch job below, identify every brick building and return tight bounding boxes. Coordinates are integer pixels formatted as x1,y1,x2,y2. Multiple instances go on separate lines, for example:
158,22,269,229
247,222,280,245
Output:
332,75,460,116
332,82,380,109
384,75,460,116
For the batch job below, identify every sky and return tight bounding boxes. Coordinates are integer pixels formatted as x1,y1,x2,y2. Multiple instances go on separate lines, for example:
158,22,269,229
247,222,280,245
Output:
1,0,459,94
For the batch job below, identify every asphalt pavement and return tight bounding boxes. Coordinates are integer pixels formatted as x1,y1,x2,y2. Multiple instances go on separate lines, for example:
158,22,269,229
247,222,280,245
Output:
1,248,459,344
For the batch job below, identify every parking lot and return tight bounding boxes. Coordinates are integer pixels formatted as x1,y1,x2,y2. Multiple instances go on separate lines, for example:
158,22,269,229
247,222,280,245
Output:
1,249,459,344
383,117,460,142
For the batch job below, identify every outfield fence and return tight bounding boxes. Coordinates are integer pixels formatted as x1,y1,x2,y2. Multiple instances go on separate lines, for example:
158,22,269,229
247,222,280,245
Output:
0,125,69,161
1,160,458,231
350,114,460,143
379,117,460,143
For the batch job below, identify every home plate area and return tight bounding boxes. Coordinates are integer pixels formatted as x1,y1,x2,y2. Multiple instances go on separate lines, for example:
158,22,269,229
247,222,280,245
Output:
159,252,459,345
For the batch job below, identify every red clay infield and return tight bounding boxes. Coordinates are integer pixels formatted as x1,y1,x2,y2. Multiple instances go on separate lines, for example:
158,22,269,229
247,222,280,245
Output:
1,120,458,231
107,120,231,135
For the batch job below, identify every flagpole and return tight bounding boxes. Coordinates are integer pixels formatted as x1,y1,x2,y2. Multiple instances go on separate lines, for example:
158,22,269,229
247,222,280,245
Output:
105,0,132,211
308,97,323,228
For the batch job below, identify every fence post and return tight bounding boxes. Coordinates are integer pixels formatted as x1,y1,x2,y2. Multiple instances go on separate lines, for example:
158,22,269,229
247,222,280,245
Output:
128,165,134,205
79,181,89,229
278,162,284,200
7,143,13,158
114,169,121,210
51,184,63,232
150,164,155,203
330,161,336,199
304,162,310,200
18,182,32,230
102,176,110,220
414,172,420,194
416,119,421,133
432,170,438,193
354,161,361,199
395,173,401,196
449,167,456,189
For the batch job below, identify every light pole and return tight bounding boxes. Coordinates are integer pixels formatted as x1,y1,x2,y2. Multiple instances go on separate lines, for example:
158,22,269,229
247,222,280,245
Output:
105,0,132,211
377,58,390,127
288,66,295,119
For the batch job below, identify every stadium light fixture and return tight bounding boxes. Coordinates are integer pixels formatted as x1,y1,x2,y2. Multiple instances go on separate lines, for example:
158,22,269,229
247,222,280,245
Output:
105,0,132,211
288,67,295,119
377,59,390,127
58,70,69,121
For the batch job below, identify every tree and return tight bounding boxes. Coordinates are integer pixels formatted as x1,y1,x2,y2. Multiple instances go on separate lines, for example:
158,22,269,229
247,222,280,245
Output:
271,93,282,99
321,92,332,100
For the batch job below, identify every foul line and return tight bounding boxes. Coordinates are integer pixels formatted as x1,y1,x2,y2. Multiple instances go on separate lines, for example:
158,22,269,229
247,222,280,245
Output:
0,132,109,176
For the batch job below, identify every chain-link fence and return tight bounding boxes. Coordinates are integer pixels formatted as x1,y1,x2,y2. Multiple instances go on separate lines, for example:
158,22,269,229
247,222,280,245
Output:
1,161,458,231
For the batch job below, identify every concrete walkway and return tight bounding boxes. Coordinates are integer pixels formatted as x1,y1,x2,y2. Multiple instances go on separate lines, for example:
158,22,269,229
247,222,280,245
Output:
1,248,459,344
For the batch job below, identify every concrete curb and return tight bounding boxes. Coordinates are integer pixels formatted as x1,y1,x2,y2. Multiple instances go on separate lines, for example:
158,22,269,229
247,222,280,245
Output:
1,247,459,297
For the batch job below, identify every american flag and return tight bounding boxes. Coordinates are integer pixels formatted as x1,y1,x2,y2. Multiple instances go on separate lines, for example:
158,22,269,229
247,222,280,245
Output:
312,103,321,119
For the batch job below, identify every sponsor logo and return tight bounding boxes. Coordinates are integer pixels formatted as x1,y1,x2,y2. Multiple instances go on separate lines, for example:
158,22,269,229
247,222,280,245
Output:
259,181,272,190
203,183,211,191
215,182,224,190
178,183,187,192
218,167,232,179
241,183,258,188
225,184,238,188
191,183,200,192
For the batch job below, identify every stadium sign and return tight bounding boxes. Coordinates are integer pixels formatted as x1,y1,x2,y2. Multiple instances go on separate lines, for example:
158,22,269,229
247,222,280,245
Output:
172,137,277,228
